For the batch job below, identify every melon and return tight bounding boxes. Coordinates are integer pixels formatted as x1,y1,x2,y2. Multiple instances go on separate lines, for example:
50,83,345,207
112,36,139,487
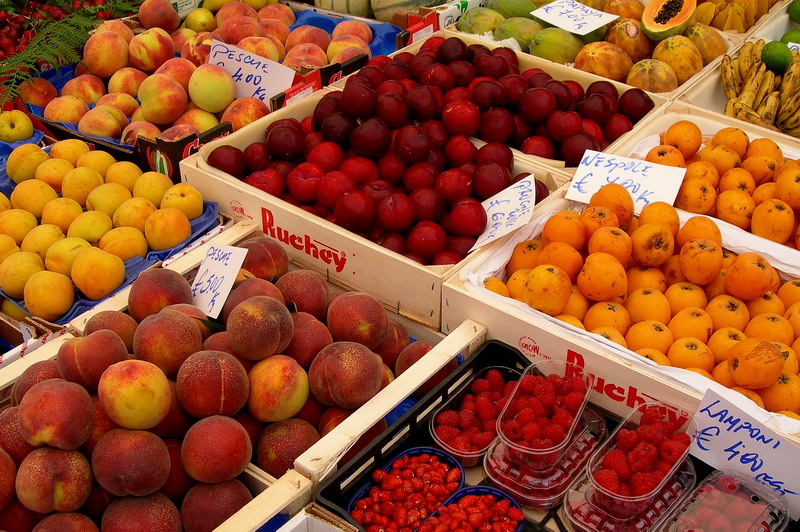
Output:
683,23,727,65
641,0,697,41
652,35,703,85
487,0,538,19
371,0,445,22
317,0,372,17
627,59,679,92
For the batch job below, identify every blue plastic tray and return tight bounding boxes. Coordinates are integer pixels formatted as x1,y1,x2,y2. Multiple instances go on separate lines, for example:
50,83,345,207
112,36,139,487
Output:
0,129,45,159
289,10,400,58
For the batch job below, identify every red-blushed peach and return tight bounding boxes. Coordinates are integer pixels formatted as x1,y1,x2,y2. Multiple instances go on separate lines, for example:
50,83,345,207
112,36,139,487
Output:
0,448,15,510
227,296,293,360
239,235,289,281
0,496,42,531
276,269,329,320
18,77,57,108
128,268,194,322
83,32,129,79
101,493,181,532
330,46,369,65
32,512,98,532
121,121,161,146
0,407,35,465
163,303,212,340
43,95,89,123
247,354,308,422
395,341,456,398
158,124,199,141
176,350,249,417
285,25,331,53
56,330,128,393
256,418,319,478
284,43,327,66
10,359,59,406
108,68,148,97
309,342,383,409
160,439,195,506
138,73,188,125
222,277,284,323
154,57,197,91
216,1,257,26
318,406,350,436
264,34,286,60
97,359,171,430
187,64,236,114
326,35,369,63
172,108,219,133
219,15,265,44
18,379,93,450
232,408,264,449
77,106,124,138
332,20,373,43
180,31,222,66
128,28,175,72
203,331,254,372
259,19,289,44
96,19,135,42
327,292,389,349
317,406,387,464
133,309,203,377
79,397,119,456
61,74,106,105
172,27,195,51
15,448,92,513
181,479,252,532
83,310,138,352
181,415,252,483
138,0,180,32
380,363,394,390
374,320,410,369
149,381,194,440
79,483,116,524
258,3,295,25
285,312,332,369
96,93,139,118
220,97,269,132
92,429,170,496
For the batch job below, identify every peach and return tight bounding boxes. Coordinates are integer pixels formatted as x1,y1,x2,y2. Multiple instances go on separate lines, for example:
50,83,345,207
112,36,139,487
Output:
61,74,106,105
276,269,329,320
155,57,197,90
162,302,211,339
330,45,369,65
0,407,35,465
232,408,264,448
239,235,288,280
326,35,369,63
72,247,126,301
139,0,180,32
97,359,171,430
220,96,269,132
108,67,148,97
380,364,394,389
96,19,135,42
83,32,129,78
332,20,373,43
43,95,89,123
181,415,252,483
0,497,41,531
79,397,118,456
17,379,93,450
309,342,383,409
15,448,92,513
286,26,330,53
284,42,327,65
258,3,295,26
227,296,293,360
259,19,289,43
396,341,455,398
187,64,236,114
77,107,124,138
285,312,332,369
144,207,192,251
327,292,389,349
216,1,258,26
237,34,280,61
221,277,284,322
97,93,139,118
79,483,116,524
106,162,144,192
256,418,319,478
375,320,410,369
149,381,194,440
295,394,324,428
92,429,170,496
171,27,196,51
95,104,128,129
181,479,252,532
160,439,194,505
283,53,326,71
24,270,75,322
264,34,286,60
138,73,187,125
100,493,181,532
18,77,57,107
177,350,249,417
184,7,216,32
133,308,203,377
128,268,193,321
247,354,308,422
31,512,98,532
181,31,222,66
129,28,175,72
10,360,59,406
203,331,254,372
83,310,138,352
0,448,15,510
173,107,219,133
159,124,199,141
121,121,161,145
219,15,265,44
56,330,129,392
318,406,350,436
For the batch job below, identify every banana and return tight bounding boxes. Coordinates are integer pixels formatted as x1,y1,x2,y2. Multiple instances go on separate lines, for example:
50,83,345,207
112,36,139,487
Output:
731,56,744,87
758,91,780,124
781,125,800,138
733,102,772,128
753,39,766,63
739,62,766,108
721,54,740,100
753,70,775,111
777,91,800,124
725,98,738,117
779,104,800,130
739,42,754,79
780,60,800,108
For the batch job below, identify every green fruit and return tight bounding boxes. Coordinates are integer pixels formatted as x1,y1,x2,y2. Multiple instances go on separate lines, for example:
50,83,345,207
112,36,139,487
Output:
762,40,793,74
456,7,506,35
789,0,800,23
528,27,584,64
486,0,538,19
493,17,544,49
782,28,800,45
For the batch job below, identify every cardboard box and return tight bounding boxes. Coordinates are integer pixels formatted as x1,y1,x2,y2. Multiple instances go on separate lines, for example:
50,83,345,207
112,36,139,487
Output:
392,0,487,46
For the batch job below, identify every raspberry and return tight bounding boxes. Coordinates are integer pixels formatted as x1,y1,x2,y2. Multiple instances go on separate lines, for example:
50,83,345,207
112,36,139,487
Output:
434,425,460,444
471,378,491,394
670,432,691,447
569,376,586,395
495,397,508,413
593,469,620,493
462,426,480,439
486,369,505,391
714,475,741,494
476,396,497,421
527,396,546,417
616,483,631,497
521,422,541,442
562,391,584,415
502,381,517,397
552,408,574,430
637,424,667,447
542,423,566,444
472,431,495,449
630,472,659,496
546,374,562,387
529,438,553,449
639,405,664,426
659,439,687,464
534,381,556,406
435,410,459,427
615,428,639,452
628,442,658,473
601,449,631,480
481,419,497,432
514,407,536,426
519,375,536,393
449,436,471,452
459,410,476,429
654,460,673,474
708,515,732,532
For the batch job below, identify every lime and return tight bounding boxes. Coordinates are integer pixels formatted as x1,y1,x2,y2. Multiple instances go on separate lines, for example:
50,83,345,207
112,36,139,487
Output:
790,0,800,23
781,29,800,44
762,41,794,73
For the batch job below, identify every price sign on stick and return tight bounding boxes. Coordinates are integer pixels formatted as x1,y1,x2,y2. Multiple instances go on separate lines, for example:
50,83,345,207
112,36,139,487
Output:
531,0,618,35
209,41,296,102
566,150,686,214
191,245,248,318
691,389,800,519
470,176,538,252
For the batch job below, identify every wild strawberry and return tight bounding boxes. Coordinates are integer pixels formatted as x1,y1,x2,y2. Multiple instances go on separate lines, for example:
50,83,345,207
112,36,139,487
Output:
492,499,510,515
562,391,584,414
601,449,631,480
552,408,574,430
472,431,495,449
534,381,556,406
615,428,639,452
435,410,459,427
507,507,524,521
486,369,505,391
434,425,460,444
476,396,497,420
627,442,658,473
714,475,741,494
630,471,659,496
471,378,491,394
593,469,620,493
637,424,667,447
659,439,687,464
521,422,541,442
459,410,476,429
514,407,536,425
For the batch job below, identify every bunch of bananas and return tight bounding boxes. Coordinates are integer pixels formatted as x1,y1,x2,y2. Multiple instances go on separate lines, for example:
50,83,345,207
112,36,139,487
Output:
695,0,778,33
720,40,800,135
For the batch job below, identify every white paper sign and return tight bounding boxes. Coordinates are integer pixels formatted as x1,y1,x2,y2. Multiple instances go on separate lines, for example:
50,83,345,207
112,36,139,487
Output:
208,41,296,103
565,150,686,215
691,389,800,518
789,42,800,52
191,244,248,319
470,176,538,252
531,0,618,35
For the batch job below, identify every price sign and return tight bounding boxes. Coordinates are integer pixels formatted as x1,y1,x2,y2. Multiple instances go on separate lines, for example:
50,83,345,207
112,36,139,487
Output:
565,150,686,215
789,42,800,52
691,389,800,518
530,0,618,35
470,176,538,252
208,41,296,103
191,244,248,318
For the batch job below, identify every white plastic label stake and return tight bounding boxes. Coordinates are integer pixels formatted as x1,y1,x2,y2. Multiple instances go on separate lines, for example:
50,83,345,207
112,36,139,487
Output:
470,176,538,252
566,150,686,215
530,0,618,35
691,389,800,519
191,244,248,319
208,41,296,103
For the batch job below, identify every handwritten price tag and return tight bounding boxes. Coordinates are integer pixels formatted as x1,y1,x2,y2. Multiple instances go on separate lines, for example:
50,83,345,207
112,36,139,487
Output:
565,150,686,215
531,0,618,35
691,390,800,518
191,244,248,319
208,41,296,102
470,176,538,252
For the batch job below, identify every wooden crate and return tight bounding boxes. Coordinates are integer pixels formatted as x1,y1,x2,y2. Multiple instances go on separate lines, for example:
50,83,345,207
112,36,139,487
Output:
0,332,74,401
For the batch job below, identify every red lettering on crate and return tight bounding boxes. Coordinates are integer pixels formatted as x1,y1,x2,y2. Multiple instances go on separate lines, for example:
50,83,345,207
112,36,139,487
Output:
518,336,541,356
261,207,347,273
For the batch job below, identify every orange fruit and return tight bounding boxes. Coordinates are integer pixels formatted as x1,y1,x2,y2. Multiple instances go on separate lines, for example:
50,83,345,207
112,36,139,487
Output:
744,313,795,345
554,314,586,329
627,266,668,294
506,240,542,276
775,159,800,180
721,249,737,269
746,291,786,317
705,295,750,332
779,280,800,308
730,387,766,408
542,210,586,251
684,160,720,188
757,372,800,413
484,277,510,297
774,167,800,211
537,241,584,282
714,190,755,230
506,269,530,301
592,326,628,347
669,306,714,343
667,337,715,372
631,223,674,267
562,285,591,321
707,327,746,364
589,183,634,229
645,144,685,167
583,301,632,335
702,269,728,301
661,255,688,286
624,215,640,236
785,302,800,340
638,201,680,238
686,367,714,379
625,319,674,353
752,182,777,205
718,167,756,194
741,155,777,185
577,252,628,302
662,120,702,158
624,287,672,324
587,227,632,265
698,143,741,176
774,342,799,374
676,216,722,248
579,205,619,238
674,178,717,214
636,348,671,366
751,199,795,244
711,127,749,159
724,252,775,301
727,337,785,389
712,360,736,387
523,264,572,316
745,137,783,164
664,282,708,317
678,238,723,285
778,410,800,419
768,265,782,294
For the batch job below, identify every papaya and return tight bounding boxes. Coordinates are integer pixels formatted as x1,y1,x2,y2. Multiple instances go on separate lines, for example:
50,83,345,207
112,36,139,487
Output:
529,28,584,64
486,0,537,19
605,18,656,63
683,23,727,65
652,35,703,85
603,0,646,19
581,25,608,44
641,0,697,41
573,41,634,82
456,8,506,35
626,59,679,92
493,18,543,50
